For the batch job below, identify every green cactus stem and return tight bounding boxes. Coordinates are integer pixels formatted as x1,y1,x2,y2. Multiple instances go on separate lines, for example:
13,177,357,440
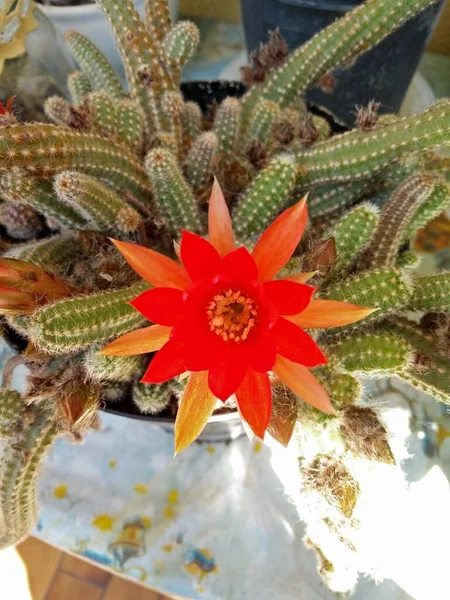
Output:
163,21,200,85
64,30,125,102
316,368,362,409
4,235,82,276
322,268,412,316
0,125,152,206
403,179,450,241
155,132,178,155
185,132,218,190
116,100,145,153
44,96,76,127
245,99,280,153
325,331,413,375
293,101,450,188
145,0,172,43
68,71,92,105
54,171,142,235
0,389,26,437
396,250,421,270
30,282,148,354
272,108,303,147
233,154,297,239
256,0,437,109
89,92,117,137
181,101,202,153
96,0,169,129
308,181,373,220
356,174,436,270
84,345,145,382
146,148,201,232
162,91,184,158
214,98,241,154
399,368,450,405
0,394,57,548
408,273,450,312
385,316,448,368
1,168,87,230
132,381,173,414
325,203,379,271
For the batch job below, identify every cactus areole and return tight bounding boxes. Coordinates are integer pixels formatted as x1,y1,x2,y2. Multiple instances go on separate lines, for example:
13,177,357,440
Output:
102,182,373,452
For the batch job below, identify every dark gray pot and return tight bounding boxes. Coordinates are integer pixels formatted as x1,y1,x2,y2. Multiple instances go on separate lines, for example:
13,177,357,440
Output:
240,0,445,126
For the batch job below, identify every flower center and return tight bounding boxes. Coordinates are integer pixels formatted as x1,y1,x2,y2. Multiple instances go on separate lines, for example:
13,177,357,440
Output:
207,289,258,342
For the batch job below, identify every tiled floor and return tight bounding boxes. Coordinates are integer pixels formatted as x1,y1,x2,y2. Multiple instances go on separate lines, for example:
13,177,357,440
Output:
0,536,173,600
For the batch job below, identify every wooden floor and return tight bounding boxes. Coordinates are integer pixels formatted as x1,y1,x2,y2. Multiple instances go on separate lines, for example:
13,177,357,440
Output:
0,536,174,600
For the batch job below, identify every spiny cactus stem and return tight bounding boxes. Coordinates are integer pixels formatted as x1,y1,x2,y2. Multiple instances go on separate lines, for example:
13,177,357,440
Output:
356,174,436,270
54,171,142,235
146,148,201,233
259,0,438,108
294,101,450,187
30,282,149,354
65,30,125,102
145,0,172,43
0,124,152,206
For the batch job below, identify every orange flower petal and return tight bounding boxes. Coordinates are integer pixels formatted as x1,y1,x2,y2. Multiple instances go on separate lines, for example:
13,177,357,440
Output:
235,369,272,439
274,355,335,415
252,195,308,281
287,299,377,329
109,239,190,289
174,371,217,455
282,271,317,284
100,325,172,356
208,178,234,257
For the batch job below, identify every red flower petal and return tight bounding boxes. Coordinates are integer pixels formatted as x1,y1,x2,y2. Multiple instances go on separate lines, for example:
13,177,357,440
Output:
274,317,327,368
263,280,315,315
175,371,217,455
208,350,249,401
100,324,172,356
141,340,187,383
252,196,308,281
182,334,222,372
274,355,335,415
180,230,221,281
110,238,190,289
131,288,184,325
220,247,258,283
248,332,277,372
236,369,272,439
208,178,234,257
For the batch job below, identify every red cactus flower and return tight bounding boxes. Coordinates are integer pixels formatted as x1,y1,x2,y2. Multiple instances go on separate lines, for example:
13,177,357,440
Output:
102,181,374,452
0,258,73,315
0,96,15,115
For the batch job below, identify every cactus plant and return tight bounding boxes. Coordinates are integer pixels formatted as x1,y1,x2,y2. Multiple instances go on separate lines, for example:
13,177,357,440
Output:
0,0,450,591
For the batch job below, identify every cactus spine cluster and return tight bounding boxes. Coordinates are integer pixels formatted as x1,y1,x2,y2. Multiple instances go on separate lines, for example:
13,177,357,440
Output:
0,0,450,589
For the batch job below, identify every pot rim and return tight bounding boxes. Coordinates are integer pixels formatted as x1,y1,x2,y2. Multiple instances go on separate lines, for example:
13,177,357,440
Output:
39,2,106,17
103,403,239,424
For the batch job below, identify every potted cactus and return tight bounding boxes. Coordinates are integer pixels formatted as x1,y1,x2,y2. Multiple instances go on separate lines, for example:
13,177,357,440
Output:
1,0,450,591
36,0,180,80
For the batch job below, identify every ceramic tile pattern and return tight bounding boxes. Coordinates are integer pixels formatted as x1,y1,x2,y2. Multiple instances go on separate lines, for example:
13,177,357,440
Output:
13,537,173,600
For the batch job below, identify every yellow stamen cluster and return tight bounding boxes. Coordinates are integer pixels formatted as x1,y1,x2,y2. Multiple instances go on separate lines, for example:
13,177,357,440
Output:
207,289,258,342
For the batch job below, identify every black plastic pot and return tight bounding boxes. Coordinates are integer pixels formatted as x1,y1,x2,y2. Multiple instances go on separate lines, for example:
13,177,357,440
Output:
240,0,445,126
180,79,246,111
